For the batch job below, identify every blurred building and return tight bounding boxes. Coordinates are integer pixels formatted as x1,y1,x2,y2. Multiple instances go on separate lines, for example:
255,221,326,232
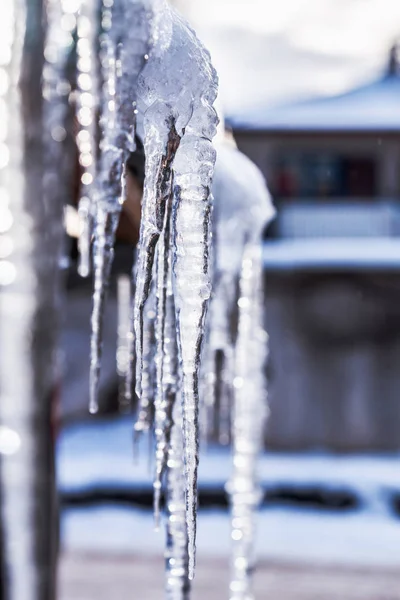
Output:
231,47,400,451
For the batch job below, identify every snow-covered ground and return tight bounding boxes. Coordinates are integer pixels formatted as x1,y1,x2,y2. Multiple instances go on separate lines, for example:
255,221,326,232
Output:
58,416,400,567
262,238,400,271
61,505,400,567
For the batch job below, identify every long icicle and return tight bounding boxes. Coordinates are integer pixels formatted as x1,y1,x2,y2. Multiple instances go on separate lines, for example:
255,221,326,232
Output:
163,267,189,598
116,273,132,411
88,0,118,413
153,198,174,526
228,242,268,600
127,3,219,580
133,106,180,401
172,132,216,579
76,0,100,278
165,389,190,600
89,0,150,412
133,281,156,439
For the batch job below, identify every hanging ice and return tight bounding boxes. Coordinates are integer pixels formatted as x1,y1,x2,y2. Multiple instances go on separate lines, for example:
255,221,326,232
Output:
165,391,190,600
75,0,218,582
88,0,151,413
130,1,218,579
76,0,100,278
205,142,275,600
116,274,132,409
228,243,267,600
133,279,156,437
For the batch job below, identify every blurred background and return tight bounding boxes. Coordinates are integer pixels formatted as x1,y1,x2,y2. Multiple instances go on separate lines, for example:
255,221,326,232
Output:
20,0,400,598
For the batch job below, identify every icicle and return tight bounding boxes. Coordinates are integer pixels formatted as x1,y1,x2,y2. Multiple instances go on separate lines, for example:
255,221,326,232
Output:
133,282,156,438
172,136,216,580
130,5,219,577
90,207,119,413
227,243,267,600
76,0,101,277
218,345,234,445
202,143,275,598
203,273,236,446
153,203,186,525
116,274,131,410
89,0,150,412
134,104,180,400
125,258,137,406
165,395,190,600
153,203,173,526
73,0,219,579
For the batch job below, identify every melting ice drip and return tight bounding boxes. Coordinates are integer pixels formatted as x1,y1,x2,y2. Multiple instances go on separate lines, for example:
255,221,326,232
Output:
73,0,219,583
205,143,275,600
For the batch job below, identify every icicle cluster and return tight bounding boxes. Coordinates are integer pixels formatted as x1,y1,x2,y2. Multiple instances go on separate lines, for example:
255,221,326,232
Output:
130,5,218,579
204,144,275,600
88,0,151,414
74,0,218,583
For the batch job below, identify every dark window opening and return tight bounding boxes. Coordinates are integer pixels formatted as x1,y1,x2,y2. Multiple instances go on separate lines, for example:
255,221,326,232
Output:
271,153,376,200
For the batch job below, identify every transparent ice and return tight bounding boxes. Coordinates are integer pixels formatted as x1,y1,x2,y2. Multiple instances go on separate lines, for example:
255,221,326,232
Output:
88,0,150,413
128,1,218,578
0,0,274,596
75,0,218,581
76,0,100,278
205,142,275,600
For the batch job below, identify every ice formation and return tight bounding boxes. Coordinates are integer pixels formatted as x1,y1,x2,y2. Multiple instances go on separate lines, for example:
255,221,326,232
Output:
88,0,151,413
207,143,275,600
130,7,218,577
163,283,190,599
75,0,100,278
0,0,272,596
75,1,273,591
116,274,132,408
74,0,218,581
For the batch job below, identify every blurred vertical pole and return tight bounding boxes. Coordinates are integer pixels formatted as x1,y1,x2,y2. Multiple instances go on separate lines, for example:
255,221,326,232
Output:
0,0,63,598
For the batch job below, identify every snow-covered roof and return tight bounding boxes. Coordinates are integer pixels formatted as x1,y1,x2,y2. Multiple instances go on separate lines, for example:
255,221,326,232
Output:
229,70,400,133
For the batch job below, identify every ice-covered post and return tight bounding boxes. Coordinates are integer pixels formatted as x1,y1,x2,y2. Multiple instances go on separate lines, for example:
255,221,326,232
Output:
0,0,69,598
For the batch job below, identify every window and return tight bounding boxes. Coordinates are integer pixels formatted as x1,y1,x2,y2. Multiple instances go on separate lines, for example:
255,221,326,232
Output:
272,153,376,199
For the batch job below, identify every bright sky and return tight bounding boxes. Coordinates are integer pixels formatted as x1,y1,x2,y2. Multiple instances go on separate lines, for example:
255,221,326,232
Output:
175,0,400,116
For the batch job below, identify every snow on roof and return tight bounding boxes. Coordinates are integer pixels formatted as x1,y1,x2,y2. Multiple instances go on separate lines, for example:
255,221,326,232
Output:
229,71,400,133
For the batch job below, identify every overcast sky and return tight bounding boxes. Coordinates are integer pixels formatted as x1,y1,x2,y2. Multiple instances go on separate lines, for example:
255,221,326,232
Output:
174,0,400,117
